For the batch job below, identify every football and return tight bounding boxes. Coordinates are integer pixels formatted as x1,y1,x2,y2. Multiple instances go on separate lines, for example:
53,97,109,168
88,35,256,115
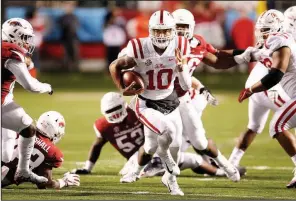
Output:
121,71,145,93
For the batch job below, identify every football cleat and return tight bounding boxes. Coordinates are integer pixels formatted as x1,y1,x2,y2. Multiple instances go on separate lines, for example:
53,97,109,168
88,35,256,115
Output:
236,166,247,177
286,168,296,188
120,171,140,183
222,163,240,182
141,157,165,177
14,169,48,185
158,151,180,176
161,172,184,196
71,168,91,175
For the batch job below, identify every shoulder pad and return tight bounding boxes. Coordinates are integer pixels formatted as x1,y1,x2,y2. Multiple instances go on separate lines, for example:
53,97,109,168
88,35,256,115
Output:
126,38,144,59
47,146,64,168
265,33,294,51
2,42,26,62
94,117,110,134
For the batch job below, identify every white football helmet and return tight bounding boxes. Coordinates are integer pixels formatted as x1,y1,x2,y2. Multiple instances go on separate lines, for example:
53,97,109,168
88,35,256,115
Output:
172,9,195,39
149,10,176,49
36,111,66,144
101,92,128,124
255,9,285,46
284,6,296,40
2,18,35,54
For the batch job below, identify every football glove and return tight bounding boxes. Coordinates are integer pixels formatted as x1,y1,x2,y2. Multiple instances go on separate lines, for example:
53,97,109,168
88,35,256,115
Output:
200,87,219,106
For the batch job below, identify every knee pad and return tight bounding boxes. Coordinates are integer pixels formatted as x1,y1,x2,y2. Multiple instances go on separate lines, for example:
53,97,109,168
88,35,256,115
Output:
162,121,176,144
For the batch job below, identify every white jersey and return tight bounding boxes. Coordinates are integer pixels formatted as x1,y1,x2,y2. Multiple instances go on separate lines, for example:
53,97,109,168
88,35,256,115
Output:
257,32,296,98
126,36,190,100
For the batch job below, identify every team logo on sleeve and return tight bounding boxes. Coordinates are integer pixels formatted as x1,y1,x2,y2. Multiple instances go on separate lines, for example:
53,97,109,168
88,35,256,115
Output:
114,126,120,133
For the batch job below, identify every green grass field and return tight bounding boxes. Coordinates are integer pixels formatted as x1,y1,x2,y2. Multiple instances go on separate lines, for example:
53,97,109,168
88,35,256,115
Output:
2,73,296,200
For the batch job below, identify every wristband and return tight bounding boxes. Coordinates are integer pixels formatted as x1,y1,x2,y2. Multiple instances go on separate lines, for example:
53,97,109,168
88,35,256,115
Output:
232,49,245,56
57,179,67,189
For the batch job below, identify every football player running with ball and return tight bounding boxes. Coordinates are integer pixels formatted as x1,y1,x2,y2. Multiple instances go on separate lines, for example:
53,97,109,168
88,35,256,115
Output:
238,8,296,188
110,10,191,195
2,111,80,189
2,18,53,185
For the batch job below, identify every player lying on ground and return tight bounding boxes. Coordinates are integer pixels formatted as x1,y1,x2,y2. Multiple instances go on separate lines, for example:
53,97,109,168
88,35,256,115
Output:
71,92,230,179
2,18,53,185
229,9,292,167
2,111,80,189
238,8,296,188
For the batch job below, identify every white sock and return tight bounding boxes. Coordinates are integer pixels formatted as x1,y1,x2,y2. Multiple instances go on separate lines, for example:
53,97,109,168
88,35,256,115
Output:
215,168,225,176
17,135,35,171
213,150,229,168
84,160,95,171
291,154,296,166
229,147,245,167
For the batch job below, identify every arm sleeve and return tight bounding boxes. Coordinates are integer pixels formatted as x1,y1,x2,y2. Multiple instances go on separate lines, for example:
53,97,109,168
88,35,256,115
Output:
5,59,51,93
177,64,192,91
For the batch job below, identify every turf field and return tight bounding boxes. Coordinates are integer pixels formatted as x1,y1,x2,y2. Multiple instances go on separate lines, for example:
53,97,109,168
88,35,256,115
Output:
2,73,296,200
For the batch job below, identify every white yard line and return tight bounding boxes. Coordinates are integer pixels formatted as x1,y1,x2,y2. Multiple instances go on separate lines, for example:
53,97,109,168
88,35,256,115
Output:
2,189,294,199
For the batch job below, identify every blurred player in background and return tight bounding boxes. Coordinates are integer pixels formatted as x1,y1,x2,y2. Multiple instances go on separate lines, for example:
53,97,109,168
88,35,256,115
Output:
109,10,192,195
238,8,296,188
228,10,291,167
2,18,53,185
72,92,229,179
2,111,80,189
170,8,252,182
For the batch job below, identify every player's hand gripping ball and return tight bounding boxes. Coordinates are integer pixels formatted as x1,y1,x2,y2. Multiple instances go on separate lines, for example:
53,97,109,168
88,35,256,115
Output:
121,71,144,96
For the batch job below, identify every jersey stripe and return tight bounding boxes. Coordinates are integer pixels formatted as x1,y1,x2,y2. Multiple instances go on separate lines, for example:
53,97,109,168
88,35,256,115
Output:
178,36,182,52
275,100,296,133
183,38,188,55
131,39,138,58
160,10,164,24
136,38,144,59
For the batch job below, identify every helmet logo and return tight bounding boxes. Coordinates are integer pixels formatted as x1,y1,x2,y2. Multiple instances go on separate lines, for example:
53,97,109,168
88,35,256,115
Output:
59,122,65,127
9,21,22,27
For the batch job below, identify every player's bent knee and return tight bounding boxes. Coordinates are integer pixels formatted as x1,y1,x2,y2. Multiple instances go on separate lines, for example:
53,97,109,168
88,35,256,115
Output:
19,124,36,138
144,143,158,155
162,121,176,143
247,124,264,134
191,134,208,150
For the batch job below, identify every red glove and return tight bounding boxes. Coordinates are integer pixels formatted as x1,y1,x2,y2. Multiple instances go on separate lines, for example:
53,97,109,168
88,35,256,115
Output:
238,88,253,103
206,43,218,54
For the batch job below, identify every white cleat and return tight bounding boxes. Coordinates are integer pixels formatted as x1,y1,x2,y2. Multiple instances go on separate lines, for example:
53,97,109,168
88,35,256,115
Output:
222,163,240,182
161,172,184,196
120,171,140,183
286,168,296,188
14,169,48,185
158,152,180,176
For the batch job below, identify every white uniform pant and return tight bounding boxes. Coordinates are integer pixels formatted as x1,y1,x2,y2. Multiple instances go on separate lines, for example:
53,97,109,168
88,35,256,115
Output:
134,97,183,155
248,88,290,135
2,101,33,133
179,92,208,151
1,128,17,163
270,97,296,137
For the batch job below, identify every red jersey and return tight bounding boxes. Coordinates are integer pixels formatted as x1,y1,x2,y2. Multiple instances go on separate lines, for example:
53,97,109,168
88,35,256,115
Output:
1,42,26,105
174,35,209,97
1,134,63,187
94,107,144,159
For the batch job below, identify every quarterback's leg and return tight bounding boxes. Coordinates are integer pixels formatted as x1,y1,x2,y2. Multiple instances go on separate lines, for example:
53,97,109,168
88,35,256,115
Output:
2,128,17,163
229,93,271,166
135,98,179,176
2,101,48,184
269,98,296,188
180,93,240,182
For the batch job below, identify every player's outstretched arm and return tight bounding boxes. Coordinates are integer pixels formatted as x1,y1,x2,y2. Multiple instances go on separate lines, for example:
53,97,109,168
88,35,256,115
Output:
5,60,53,94
238,47,291,103
202,47,256,69
109,56,139,95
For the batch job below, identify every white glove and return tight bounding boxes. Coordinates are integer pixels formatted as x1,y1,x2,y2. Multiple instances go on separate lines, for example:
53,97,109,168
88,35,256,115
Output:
234,46,258,64
58,172,80,188
200,87,219,106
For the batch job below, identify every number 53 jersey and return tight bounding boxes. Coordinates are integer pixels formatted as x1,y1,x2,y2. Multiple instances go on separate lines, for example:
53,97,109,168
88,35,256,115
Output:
126,36,190,100
94,107,144,160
